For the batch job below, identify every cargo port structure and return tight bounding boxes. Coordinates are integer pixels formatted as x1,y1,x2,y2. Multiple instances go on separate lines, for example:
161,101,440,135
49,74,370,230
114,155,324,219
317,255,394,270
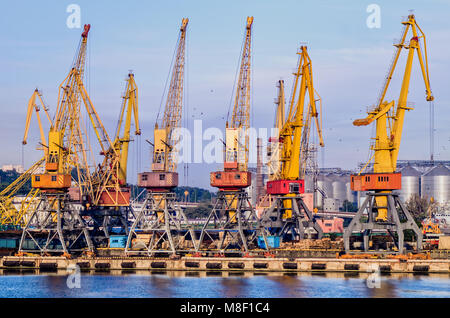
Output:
198,17,268,253
0,89,53,227
0,159,44,227
261,47,324,241
88,73,140,247
125,18,197,256
344,15,433,254
19,25,97,256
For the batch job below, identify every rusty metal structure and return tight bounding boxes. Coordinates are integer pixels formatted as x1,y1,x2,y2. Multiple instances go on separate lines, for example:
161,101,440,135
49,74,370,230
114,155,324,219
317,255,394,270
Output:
198,17,268,253
125,18,197,256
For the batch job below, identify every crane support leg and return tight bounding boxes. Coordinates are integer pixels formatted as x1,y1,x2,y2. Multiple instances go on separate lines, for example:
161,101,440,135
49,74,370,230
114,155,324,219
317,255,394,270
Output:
19,193,93,256
260,195,323,241
125,191,197,256
343,192,422,254
88,207,132,248
197,190,267,254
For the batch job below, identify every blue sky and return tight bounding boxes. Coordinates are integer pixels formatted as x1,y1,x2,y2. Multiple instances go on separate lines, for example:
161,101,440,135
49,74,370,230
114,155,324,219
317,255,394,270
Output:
1,0,449,189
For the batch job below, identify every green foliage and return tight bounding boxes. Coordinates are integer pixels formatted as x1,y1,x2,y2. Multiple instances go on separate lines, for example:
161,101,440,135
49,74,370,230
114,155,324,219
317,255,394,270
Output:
341,199,358,212
174,186,215,202
184,202,213,218
0,170,31,195
405,194,429,222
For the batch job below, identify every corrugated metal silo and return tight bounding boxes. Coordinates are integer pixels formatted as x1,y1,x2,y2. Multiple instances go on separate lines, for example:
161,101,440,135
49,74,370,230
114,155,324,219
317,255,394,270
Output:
345,180,356,204
331,175,347,204
421,165,450,205
316,175,333,208
303,174,315,193
398,165,421,202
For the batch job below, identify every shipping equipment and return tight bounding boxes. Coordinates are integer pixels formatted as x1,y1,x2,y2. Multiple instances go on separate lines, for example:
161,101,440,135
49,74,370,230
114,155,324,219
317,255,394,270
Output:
18,24,113,256
0,90,52,227
344,14,433,253
266,80,285,182
260,47,324,241
0,159,44,227
422,197,441,235
88,73,140,246
198,17,267,253
125,18,197,256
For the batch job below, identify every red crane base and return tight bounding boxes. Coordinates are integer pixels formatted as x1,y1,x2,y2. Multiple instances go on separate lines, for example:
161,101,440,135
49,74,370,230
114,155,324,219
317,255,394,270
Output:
266,180,304,195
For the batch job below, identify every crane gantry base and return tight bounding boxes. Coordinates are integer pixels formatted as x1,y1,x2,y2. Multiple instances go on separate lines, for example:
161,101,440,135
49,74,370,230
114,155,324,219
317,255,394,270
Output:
88,207,131,248
18,193,94,256
197,190,268,253
260,195,323,241
343,192,423,254
125,191,197,256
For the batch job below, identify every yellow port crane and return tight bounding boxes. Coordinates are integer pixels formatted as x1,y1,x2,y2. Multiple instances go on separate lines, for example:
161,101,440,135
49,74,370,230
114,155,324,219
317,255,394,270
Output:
0,159,44,227
198,17,267,253
91,72,140,207
261,46,324,240
19,24,118,256
126,18,197,256
344,14,433,254
87,72,140,245
0,89,53,227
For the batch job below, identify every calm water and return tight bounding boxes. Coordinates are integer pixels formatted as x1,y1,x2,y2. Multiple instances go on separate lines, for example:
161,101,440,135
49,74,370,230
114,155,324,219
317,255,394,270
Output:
0,270,449,298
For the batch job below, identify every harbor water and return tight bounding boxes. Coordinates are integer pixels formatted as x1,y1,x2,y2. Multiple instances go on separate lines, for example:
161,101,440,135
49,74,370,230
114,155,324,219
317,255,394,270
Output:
0,271,448,298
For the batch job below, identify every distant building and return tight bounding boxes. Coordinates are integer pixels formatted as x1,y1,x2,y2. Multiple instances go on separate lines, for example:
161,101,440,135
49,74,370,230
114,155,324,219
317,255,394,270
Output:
1,164,24,173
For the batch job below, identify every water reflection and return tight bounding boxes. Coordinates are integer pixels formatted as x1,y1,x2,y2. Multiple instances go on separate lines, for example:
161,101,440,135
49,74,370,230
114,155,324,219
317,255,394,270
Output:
0,270,447,298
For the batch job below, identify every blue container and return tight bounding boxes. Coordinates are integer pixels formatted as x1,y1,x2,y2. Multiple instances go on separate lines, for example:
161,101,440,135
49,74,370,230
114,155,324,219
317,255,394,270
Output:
109,235,128,248
257,236,280,249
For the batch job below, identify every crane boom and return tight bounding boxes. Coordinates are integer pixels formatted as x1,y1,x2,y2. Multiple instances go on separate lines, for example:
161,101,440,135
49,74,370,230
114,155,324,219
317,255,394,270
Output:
152,18,188,174
276,46,324,184
210,17,254,191
139,18,188,192
114,73,140,184
225,16,253,172
23,89,53,149
267,80,286,181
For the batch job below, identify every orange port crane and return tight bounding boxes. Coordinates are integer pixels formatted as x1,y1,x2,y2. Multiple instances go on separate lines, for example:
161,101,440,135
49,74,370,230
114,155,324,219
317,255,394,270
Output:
261,46,324,240
198,17,267,253
126,18,197,256
344,14,433,254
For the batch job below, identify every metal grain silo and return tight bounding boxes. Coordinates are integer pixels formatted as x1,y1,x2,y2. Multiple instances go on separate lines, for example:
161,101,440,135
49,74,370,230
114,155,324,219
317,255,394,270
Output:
398,165,421,202
331,175,347,205
303,174,315,193
345,180,356,204
421,164,450,205
357,190,367,209
316,175,333,208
